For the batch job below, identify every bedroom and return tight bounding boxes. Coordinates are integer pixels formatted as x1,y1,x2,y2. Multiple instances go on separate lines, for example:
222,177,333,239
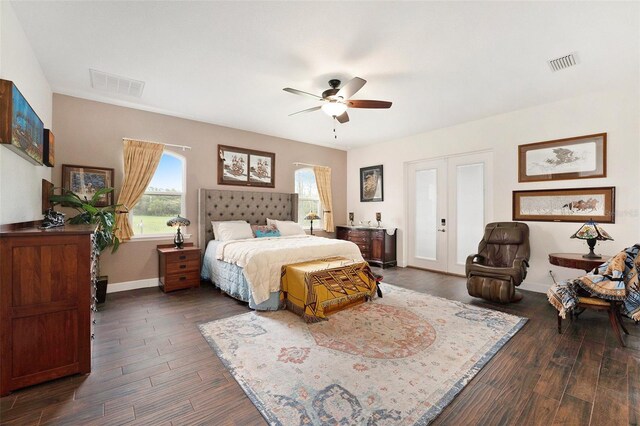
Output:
0,1,638,425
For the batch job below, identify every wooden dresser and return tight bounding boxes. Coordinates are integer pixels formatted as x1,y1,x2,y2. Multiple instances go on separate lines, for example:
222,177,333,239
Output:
336,226,397,268
0,225,96,396
157,244,201,292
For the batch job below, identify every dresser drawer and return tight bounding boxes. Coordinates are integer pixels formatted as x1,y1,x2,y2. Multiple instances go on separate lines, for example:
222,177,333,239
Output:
166,258,200,275
165,249,200,264
163,271,200,291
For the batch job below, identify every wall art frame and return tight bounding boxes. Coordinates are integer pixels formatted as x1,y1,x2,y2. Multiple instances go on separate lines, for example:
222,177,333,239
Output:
0,79,44,165
360,164,384,202
518,133,607,183
512,186,615,223
43,129,55,167
217,144,275,188
62,164,115,207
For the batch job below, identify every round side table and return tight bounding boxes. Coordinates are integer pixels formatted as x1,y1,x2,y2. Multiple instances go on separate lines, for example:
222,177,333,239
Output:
548,253,610,273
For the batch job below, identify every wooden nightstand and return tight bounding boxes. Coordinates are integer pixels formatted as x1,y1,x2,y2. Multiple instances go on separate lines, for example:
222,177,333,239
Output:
157,244,201,292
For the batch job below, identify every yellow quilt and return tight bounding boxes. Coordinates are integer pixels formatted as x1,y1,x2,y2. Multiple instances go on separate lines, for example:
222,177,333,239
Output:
281,257,378,322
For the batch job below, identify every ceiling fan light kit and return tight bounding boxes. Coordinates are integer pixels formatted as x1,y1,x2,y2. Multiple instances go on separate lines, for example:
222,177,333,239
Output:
283,76,392,125
321,102,348,117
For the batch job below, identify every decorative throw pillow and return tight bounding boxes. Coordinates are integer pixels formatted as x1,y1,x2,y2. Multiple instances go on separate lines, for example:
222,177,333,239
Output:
251,224,281,238
216,222,254,241
211,220,247,240
275,220,306,236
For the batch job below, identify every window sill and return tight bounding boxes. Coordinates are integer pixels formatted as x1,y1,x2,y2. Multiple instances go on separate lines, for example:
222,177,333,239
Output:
130,233,192,242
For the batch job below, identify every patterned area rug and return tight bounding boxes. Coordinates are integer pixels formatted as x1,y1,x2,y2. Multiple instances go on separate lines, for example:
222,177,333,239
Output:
199,284,527,425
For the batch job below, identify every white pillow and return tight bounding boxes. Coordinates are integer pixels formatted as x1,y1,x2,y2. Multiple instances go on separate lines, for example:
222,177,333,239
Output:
216,221,255,241
275,220,306,236
266,218,276,226
211,220,247,240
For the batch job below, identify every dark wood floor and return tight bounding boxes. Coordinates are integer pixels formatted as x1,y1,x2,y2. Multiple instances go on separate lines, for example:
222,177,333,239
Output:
1,267,638,425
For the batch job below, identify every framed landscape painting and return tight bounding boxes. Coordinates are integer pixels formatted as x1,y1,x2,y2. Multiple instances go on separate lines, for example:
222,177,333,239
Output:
513,187,615,223
218,145,275,188
360,165,384,202
62,164,114,207
518,133,606,182
0,79,44,165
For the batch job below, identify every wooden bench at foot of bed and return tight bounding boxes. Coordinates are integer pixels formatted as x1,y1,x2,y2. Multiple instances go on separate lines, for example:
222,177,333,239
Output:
280,256,378,323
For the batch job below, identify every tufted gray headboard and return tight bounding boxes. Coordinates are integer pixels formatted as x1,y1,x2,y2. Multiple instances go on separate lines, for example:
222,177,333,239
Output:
198,189,298,252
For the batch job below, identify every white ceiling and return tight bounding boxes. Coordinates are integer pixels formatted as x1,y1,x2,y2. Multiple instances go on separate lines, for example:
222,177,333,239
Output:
10,1,639,150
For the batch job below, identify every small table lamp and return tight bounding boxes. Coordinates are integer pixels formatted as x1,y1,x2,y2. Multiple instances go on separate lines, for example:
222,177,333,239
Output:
570,219,613,259
167,215,191,249
304,211,321,235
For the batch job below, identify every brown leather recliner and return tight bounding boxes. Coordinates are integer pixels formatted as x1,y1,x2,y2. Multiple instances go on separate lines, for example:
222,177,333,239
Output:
466,222,530,303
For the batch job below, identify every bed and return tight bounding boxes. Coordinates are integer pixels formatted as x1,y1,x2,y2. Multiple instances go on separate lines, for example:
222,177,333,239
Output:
198,189,365,310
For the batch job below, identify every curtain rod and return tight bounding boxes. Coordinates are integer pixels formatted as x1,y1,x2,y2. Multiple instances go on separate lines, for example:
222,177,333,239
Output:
122,137,192,151
293,162,327,168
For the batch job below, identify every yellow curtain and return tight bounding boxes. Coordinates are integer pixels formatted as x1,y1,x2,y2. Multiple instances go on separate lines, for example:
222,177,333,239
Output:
115,139,164,241
313,166,334,232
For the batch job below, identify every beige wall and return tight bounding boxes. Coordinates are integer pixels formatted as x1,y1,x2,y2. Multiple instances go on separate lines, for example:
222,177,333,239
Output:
0,2,52,225
52,94,347,287
347,89,639,293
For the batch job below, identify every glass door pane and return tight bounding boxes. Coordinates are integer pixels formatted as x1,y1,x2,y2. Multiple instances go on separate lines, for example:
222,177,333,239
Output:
415,169,437,260
456,163,484,264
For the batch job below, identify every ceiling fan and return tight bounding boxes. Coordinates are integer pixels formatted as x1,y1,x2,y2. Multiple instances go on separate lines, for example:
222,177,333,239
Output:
283,77,392,124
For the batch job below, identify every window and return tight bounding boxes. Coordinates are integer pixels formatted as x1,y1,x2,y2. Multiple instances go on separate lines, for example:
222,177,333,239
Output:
294,168,322,229
131,152,186,236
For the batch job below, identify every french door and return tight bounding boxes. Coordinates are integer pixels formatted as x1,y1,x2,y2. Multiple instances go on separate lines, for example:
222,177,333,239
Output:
406,151,493,275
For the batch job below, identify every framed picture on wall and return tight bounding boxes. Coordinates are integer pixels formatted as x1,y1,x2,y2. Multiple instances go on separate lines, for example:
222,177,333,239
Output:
512,186,615,223
217,145,275,188
62,164,115,207
360,165,384,202
518,133,607,183
0,79,44,165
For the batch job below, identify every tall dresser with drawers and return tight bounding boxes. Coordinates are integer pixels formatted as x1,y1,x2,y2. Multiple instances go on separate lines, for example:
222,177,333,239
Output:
0,224,97,396
336,225,397,268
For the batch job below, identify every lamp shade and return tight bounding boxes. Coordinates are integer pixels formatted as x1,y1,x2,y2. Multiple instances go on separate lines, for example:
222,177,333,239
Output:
321,102,348,117
304,211,320,221
570,220,613,241
166,215,191,228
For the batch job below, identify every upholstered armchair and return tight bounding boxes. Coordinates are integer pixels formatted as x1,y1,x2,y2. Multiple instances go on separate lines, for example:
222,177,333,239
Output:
466,222,530,303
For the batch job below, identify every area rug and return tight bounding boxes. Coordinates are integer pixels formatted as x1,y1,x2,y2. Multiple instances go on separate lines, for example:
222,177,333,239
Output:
198,283,527,425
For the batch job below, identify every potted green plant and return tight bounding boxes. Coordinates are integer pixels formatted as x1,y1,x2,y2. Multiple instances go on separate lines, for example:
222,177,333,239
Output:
50,187,121,302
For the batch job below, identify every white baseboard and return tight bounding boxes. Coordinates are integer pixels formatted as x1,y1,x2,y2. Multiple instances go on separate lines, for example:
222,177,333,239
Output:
107,278,158,293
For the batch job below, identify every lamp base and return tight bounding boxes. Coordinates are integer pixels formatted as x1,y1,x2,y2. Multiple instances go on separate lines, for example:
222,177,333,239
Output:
582,238,600,259
174,228,184,249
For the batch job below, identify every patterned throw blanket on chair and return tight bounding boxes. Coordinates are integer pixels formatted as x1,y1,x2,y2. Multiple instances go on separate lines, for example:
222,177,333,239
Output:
547,244,640,321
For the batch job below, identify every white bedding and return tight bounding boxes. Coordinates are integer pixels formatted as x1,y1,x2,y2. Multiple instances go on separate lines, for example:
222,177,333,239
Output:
215,235,364,304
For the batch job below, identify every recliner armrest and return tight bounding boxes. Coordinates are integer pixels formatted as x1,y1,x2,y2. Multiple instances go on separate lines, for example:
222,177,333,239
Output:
512,257,530,280
466,254,485,277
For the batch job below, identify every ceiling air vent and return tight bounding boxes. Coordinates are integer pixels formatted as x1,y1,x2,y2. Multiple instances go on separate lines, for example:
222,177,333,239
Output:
89,69,145,97
547,52,579,72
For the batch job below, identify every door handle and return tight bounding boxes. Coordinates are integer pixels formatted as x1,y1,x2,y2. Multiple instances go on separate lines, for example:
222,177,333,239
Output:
437,229,446,232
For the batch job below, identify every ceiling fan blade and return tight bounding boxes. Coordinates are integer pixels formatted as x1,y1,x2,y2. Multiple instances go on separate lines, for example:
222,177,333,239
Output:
336,77,366,100
347,100,392,109
288,106,321,116
283,87,322,100
335,111,350,124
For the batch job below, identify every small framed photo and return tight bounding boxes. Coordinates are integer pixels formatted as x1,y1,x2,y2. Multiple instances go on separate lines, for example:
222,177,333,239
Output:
360,165,384,202
218,145,275,188
518,133,606,182
512,186,615,223
62,164,114,207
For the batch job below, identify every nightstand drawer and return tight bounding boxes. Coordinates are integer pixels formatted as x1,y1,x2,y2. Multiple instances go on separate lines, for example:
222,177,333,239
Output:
163,271,200,291
165,250,200,264
166,258,200,275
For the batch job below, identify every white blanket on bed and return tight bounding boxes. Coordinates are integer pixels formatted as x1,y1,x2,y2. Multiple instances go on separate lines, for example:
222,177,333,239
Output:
216,235,364,304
